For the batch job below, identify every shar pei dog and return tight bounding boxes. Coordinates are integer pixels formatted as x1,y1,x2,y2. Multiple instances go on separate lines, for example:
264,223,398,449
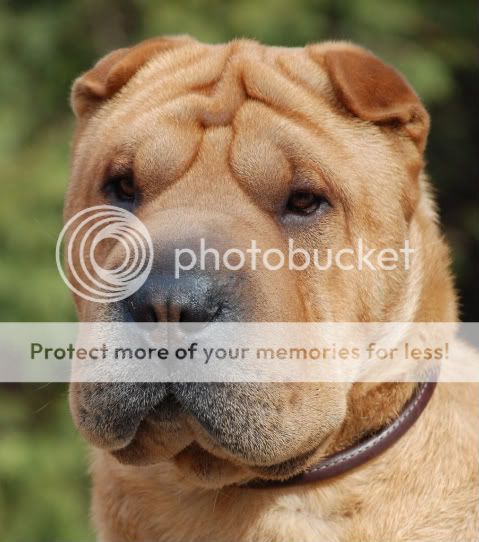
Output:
65,36,478,541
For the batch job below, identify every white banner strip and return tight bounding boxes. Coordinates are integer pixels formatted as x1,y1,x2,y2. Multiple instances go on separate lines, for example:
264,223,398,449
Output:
0,322,478,383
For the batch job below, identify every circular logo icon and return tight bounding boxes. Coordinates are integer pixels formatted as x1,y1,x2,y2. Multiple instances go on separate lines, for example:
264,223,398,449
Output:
56,205,153,303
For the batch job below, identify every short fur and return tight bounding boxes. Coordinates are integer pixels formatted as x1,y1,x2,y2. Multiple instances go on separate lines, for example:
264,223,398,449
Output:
66,36,478,541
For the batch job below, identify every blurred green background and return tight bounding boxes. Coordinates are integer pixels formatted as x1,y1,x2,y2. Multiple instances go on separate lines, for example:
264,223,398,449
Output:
0,1,477,540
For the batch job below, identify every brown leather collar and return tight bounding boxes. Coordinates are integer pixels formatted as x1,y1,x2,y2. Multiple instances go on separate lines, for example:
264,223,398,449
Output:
245,381,436,489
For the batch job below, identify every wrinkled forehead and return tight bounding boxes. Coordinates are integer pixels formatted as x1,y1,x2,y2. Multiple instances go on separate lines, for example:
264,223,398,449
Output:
72,41,402,202
99,40,341,128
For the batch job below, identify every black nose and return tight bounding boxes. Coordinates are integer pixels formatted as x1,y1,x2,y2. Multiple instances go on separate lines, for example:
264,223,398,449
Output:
125,272,224,323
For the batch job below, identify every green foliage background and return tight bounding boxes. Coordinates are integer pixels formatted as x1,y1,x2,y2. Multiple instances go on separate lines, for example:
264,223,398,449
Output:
0,1,477,540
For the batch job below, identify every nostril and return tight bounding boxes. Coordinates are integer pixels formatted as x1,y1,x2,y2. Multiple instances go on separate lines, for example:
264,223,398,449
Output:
178,303,218,323
128,301,221,324
152,302,218,323
124,273,225,324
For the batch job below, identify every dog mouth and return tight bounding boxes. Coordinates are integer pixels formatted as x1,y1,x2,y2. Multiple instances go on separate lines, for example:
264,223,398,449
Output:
113,427,317,485
72,382,335,484
109,394,196,465
105,394,318,481
172,440,318,484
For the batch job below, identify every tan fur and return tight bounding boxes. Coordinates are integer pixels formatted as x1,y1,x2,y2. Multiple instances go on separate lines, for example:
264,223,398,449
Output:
91,383,478,542
66,36,478,541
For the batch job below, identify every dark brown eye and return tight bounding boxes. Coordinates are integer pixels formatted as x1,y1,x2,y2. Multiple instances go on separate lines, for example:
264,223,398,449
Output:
115,177,136,201
104,175,137,208
286,190,326,216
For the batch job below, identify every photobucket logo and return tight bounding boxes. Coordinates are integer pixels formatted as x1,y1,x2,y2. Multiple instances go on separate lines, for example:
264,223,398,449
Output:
56,205,153,303
175,238,414,278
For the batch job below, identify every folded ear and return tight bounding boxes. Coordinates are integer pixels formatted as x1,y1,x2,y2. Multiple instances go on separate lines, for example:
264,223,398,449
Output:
310,43,430,152
71,35,192,120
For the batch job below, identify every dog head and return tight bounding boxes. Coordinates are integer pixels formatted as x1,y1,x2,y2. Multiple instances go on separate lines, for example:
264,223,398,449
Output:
66,36,454,487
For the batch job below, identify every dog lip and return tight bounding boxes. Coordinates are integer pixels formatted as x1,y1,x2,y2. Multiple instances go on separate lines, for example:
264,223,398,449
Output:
175,436,318,476
109,397,195,465
127,394,182,438
73,410,144,452
108,412,319,477
150,393,182,420
107,396,319,473
116,393,182,442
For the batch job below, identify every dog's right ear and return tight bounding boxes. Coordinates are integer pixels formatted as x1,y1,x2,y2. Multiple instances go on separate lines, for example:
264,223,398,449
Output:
71,36,192,120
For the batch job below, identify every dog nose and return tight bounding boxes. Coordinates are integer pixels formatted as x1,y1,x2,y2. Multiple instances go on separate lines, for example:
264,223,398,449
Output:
126,273,222,323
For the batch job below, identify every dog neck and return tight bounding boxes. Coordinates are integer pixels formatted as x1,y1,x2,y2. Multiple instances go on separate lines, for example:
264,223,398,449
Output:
244,381,436,489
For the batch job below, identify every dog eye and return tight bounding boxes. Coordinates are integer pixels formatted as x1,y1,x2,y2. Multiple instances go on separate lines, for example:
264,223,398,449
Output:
104,175,137,208
285,190,328,217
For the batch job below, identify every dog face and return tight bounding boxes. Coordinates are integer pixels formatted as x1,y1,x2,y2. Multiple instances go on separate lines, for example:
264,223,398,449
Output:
67,36,432,487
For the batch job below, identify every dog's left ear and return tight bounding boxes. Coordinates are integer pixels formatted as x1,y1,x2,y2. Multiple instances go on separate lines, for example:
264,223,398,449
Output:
71,35,192,120
310,43,430,152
